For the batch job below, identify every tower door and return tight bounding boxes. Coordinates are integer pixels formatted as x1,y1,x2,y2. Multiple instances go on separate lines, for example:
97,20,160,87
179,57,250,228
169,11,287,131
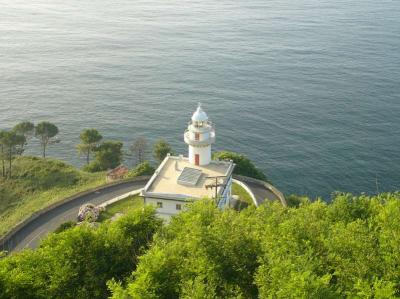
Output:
195,154,200,166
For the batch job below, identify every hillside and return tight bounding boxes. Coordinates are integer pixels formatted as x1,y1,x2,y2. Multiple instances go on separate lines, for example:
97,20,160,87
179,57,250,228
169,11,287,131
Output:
0,156,106,237
1,192,400,298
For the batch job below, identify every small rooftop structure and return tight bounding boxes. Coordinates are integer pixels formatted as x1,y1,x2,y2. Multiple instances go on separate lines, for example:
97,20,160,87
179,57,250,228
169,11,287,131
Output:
106,165,129,182
142,155,235,201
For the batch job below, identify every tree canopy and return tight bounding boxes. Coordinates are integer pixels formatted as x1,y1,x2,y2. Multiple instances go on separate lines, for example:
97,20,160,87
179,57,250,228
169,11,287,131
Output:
125,161,155,178
12,121,34,154
213,151,267,181
0,206,161,299
2,193,400,298
0,130,26,178
153,139,173,164
109,193,400,298
77,129,103,164
35,122,59,158
84,141,123,172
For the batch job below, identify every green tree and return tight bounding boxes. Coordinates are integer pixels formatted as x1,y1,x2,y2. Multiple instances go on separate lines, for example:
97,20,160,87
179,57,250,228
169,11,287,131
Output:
0,131,7,177
153,139,172,164
213,151,267,181
1,131,25,178
0,207,161,299
113,200,261,298
12,121,34,155
125,161,155,178
77,129,103,164
84,141,123,172
35,122,59,158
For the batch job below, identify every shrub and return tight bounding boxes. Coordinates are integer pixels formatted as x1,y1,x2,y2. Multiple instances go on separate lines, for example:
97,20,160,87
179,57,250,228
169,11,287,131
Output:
213,151,267,181
54,221,76,233
125,161,155,178
84,141,123,172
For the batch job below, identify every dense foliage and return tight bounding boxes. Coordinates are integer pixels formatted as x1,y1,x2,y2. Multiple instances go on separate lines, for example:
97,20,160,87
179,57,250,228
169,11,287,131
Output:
213,151,267,181
109,193,400,298
153,140,173,164
125,161,155,179
0,207,162,299
77,129,103,165
84,141,124,172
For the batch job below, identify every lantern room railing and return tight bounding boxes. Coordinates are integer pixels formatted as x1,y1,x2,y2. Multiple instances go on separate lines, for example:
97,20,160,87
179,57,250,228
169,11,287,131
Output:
184,129,215,146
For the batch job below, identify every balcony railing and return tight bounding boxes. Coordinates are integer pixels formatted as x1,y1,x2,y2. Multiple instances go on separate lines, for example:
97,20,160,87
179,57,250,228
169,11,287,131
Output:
184,130,215,146
188,120,213,128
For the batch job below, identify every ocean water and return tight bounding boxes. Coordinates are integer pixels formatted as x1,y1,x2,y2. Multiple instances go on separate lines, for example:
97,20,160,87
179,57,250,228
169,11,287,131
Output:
1,0,399,198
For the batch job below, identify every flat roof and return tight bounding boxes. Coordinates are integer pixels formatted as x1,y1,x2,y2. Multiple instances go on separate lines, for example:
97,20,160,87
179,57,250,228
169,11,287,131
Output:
142,155,235,201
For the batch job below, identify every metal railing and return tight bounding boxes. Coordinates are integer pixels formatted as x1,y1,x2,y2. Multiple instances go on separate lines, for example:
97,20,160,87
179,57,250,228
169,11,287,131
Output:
184,130,215,146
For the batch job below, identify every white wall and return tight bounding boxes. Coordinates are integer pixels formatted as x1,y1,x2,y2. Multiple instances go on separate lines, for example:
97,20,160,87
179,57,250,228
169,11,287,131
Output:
145,197,190,217
189,145,211,165
189,130,210,141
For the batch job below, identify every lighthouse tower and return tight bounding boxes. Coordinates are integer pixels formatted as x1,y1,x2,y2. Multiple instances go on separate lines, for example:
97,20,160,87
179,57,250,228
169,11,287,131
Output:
184,104,216,166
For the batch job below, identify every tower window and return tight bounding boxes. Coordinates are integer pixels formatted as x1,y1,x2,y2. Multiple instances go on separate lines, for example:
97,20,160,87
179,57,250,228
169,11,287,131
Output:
157,202,163,208
195,132,200,141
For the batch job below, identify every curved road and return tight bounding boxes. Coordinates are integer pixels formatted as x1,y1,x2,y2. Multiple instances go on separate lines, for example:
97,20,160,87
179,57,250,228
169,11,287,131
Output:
2,178,280,253
1,180,148,253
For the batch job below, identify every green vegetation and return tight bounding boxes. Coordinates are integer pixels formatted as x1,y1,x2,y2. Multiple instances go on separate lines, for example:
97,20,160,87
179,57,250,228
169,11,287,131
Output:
125,161,155,179
54,221,76,233
3,120,399,298
35,121,59,158
213,151,267,181
97,195,143,222
0,131,25,178
77,129,103,165
84,141,124,172
2,192,400,298
0,156,106,237
232,182,253,209
12,121,34,154
0,207,161,299
153,139,173,164
110,193,400,298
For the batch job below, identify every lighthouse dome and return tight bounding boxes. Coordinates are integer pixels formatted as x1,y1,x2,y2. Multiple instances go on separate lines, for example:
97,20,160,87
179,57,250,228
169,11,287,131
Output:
191,104,208,122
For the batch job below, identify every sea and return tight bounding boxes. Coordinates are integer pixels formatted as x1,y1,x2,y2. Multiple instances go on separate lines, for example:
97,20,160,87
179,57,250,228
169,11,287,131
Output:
1,0,399,199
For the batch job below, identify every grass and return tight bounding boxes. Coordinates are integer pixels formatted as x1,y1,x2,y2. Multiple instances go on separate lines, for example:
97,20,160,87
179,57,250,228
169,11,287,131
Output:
98,195,143,222
232,182,254,209
0,156,107,237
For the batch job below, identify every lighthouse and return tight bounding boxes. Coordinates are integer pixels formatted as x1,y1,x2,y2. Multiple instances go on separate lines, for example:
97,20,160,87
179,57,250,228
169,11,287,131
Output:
184,104,216,166
141,104,235,220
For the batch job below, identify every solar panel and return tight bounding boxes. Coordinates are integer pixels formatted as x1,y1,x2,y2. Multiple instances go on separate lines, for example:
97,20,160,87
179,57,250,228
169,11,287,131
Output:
177,167,203,186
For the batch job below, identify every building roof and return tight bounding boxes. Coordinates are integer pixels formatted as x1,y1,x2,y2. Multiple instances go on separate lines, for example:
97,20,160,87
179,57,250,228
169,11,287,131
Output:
106,165,128,177
142,155,235,201
191,104,209,122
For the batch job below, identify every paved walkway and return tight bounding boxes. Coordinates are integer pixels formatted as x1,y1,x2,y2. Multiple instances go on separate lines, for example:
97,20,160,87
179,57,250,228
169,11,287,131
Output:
244,181,280,205
1,177,283,253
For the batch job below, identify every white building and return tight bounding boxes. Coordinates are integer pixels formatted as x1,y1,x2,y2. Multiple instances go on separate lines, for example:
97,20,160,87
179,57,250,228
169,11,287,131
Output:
141,104,235,219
